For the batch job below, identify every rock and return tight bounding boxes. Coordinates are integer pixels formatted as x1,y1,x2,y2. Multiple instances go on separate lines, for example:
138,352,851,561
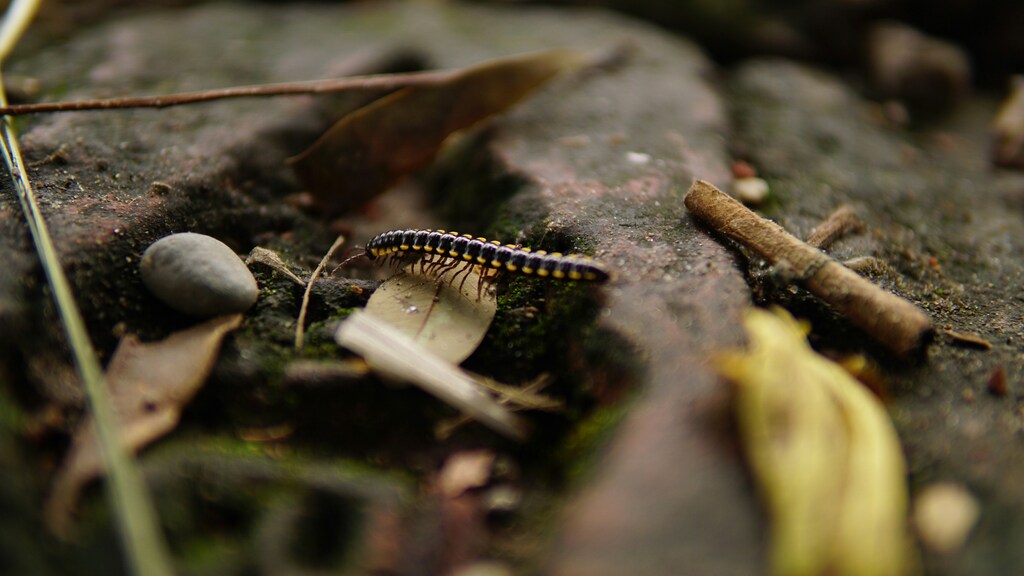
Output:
867,21,971,116
732,176,770,204
140,233,258,317
913,483,980,555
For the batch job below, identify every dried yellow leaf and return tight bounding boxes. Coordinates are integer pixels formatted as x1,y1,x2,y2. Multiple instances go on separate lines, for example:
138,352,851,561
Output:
715,307,915,576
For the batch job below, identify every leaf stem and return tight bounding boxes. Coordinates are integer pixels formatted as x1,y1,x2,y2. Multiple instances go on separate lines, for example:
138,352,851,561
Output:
0,1,174,574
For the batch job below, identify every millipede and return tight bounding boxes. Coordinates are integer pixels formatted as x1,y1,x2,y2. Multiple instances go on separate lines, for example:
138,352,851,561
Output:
365,229,610,289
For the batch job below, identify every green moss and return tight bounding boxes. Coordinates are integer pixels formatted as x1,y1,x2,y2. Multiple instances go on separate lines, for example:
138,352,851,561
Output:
558,398,633,484
0,385,25,432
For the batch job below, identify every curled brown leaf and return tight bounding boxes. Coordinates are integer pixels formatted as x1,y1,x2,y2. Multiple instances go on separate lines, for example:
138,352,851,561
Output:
45,314,243,537
290,49,587,215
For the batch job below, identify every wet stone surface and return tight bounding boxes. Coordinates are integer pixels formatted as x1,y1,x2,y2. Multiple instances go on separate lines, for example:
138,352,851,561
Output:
731,59,1024,575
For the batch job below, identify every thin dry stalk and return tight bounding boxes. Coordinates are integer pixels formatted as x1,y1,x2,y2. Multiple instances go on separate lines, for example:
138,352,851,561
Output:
296,235,346,351
0,68,460,115
0,0,173,573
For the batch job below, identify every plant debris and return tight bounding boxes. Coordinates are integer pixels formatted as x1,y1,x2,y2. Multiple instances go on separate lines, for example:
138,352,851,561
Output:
429,450,498,573
436,374,562,439
942,328,993,350
295,235,346,350
804,206,864,251
365,265,498,365
685,179,933,357
45,314,243,537
714,307,915,576
289,49,588,215
246,246,307,287
335,310,525,440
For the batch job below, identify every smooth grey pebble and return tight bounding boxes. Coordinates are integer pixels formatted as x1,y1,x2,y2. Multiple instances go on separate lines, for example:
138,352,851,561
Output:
140,232,258,317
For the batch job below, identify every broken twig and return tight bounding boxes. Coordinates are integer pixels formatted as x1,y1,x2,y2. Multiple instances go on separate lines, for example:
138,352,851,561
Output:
684,180,933,357
805,205,864,250
942,329,992,350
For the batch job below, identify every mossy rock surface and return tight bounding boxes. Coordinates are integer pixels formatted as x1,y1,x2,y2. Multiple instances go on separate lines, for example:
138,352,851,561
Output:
2,2,1022,576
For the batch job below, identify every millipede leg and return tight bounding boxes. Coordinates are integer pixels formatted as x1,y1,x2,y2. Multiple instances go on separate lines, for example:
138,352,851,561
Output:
476,268,489,301
422,254,439,275
435,258,461,281
457,263,476,294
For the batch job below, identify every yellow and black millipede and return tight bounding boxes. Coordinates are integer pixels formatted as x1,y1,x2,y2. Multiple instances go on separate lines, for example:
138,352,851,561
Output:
365,229,610,282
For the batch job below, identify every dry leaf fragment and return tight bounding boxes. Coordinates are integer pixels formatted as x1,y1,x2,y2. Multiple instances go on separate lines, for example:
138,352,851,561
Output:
46,314,243,536
435,374,562,439
942,328,992,350
290,49,587,214
365,266,497,365
439,450,496,498
335,310,525,440
245,246,306,287
431,451,497,574
714,307,914,576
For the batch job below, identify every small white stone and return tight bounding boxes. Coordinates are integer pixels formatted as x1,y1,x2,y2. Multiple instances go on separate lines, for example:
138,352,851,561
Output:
732,176,770,205
625,151,651,165
140,233,259,317
913,482,980,554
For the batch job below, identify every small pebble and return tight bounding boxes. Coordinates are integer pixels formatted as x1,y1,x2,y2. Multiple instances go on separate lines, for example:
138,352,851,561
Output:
140,232,258,317
987,366,1008,397
733,176,770,205
625,151,651,165
731,159,757,179
913,483,980,554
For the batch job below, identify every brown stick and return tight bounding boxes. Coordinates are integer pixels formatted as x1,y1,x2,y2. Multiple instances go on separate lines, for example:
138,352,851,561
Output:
0,44,631,117
684,180,933,357
805,205,864,250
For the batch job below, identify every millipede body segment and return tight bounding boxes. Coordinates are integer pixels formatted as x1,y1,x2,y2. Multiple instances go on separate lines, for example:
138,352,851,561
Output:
365,229,610,282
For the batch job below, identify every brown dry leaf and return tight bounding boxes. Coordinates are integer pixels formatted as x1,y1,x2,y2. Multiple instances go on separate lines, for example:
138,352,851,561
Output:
365,265,497,365
289,49,587,214
428,451,497,575
45,314,243,536
714,307,915,576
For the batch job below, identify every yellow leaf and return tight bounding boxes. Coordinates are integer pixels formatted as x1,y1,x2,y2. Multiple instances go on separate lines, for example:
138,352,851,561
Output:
715,307,915,576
